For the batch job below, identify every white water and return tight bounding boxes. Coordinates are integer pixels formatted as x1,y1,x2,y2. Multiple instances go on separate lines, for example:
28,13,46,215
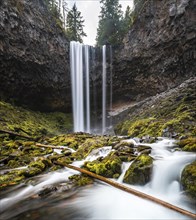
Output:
102,45,107,134
84,45,90,133
70,41,84,132
1,139,195,219
70,41,108,134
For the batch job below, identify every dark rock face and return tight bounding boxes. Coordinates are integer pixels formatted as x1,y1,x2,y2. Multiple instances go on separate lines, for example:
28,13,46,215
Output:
0,0,71,112
112,0,195,104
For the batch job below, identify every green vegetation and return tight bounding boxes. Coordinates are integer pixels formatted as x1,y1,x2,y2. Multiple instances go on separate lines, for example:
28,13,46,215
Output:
66,4,87,43
69,174,93,186
181,161,196,199
115,87,196,138
123,154,153,185
177,137,196,152
84,152,122,178
96,0,124,46
0,101,72,138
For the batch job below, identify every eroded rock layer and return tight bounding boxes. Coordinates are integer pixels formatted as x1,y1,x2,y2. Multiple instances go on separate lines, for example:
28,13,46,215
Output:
0,0,70,112
112,0,195,104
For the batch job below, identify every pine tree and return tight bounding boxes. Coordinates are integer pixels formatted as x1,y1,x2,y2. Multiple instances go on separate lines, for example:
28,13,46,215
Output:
66,4,87,43
96,0,124,46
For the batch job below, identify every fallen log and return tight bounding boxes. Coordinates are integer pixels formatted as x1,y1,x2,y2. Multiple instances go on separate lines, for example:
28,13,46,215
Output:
36,143,65,150
0,129,34,140
56,162,196,219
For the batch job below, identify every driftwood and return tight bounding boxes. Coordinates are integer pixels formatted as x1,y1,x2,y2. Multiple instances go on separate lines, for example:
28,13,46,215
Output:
56,162,196,219
35,143,65,150
0,129,34,140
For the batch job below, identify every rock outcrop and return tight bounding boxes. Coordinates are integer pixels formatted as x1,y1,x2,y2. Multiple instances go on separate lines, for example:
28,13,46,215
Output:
112,0,195,104
0,0,70,112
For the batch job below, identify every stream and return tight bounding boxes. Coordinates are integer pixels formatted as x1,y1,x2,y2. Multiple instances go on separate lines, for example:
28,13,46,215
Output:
0,138,195,220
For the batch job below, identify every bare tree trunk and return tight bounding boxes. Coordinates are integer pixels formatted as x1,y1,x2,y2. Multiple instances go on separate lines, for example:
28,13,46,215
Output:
55,162,196,219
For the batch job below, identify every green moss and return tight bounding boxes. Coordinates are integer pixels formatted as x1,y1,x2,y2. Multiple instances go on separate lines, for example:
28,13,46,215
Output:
123,154,153,185
115,84,196,138
0,101,72,138
28,160,46,170
72,137,109,160
181,161,196,199
69,174,93,186
84,153,122,178
177,137,196,152
56,156,73,165
0,169,26,190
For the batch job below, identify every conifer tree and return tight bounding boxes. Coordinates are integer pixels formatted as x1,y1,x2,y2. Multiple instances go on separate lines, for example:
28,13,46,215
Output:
66,4,87,43
96,0,124,46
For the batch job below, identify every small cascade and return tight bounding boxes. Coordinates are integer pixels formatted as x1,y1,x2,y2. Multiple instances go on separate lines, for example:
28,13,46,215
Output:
70,41,112,134
1,139,195,220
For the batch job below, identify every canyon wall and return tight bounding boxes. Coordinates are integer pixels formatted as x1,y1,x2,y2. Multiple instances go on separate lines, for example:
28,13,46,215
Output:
0,0,70,112
112,0,195,104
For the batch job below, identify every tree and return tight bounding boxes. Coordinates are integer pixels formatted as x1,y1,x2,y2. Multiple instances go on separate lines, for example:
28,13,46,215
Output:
66,4,87,43
123,6,133,32
96,0,124,46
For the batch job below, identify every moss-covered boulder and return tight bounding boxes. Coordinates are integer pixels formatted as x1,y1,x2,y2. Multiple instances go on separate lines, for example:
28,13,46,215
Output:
83,153,122,178
72,137,109,160
181,161,196,199
177,137,196,152
69,174,93,187
0,169,26,189
123,154,153,185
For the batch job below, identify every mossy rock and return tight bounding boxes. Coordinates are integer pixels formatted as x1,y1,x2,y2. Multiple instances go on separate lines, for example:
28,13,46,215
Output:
47,133,93,150
24,167,43,177
181,161,196,199
177,137,196,152
69,174,93,186
0,169,26,189
123,154,153,185
84,153,122,178
73,137,108,160
56,156,73,165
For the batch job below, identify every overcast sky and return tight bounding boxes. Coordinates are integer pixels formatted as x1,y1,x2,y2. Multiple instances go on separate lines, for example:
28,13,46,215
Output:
66,0,134,46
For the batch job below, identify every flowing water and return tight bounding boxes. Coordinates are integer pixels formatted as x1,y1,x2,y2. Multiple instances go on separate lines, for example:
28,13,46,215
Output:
70,41,113,134
1,138,195,220
102,45,107,135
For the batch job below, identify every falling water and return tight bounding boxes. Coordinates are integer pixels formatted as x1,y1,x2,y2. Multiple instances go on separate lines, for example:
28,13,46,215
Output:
70,41,84,132
102,45,106,134
84,45,90,133
70,42,109,134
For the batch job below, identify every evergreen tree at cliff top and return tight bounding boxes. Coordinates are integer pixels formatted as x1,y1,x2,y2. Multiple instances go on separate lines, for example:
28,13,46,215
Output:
66,3,87,43
96,0,124,46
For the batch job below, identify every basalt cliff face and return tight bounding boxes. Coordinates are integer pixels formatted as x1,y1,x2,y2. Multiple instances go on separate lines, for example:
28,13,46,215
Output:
112,0,195,105
0,0,70,112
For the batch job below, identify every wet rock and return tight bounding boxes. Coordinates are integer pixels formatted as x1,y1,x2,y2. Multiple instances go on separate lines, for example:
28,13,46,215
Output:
84,153,122,178
123,154,153,185
181,161,196,199
177,137,196,152
69,174,93,187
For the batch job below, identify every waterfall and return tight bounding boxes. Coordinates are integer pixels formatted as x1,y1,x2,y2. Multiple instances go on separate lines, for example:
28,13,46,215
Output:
102,45,107,134
84,45,90,133
70,41,110,134
70,41,84,132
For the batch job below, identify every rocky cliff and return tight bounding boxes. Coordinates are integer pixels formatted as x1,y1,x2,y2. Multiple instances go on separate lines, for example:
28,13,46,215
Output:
112,0,195,105
0,0,70,112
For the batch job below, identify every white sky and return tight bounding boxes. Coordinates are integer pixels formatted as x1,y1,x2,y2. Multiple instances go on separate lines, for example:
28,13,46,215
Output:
66,0,134,46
